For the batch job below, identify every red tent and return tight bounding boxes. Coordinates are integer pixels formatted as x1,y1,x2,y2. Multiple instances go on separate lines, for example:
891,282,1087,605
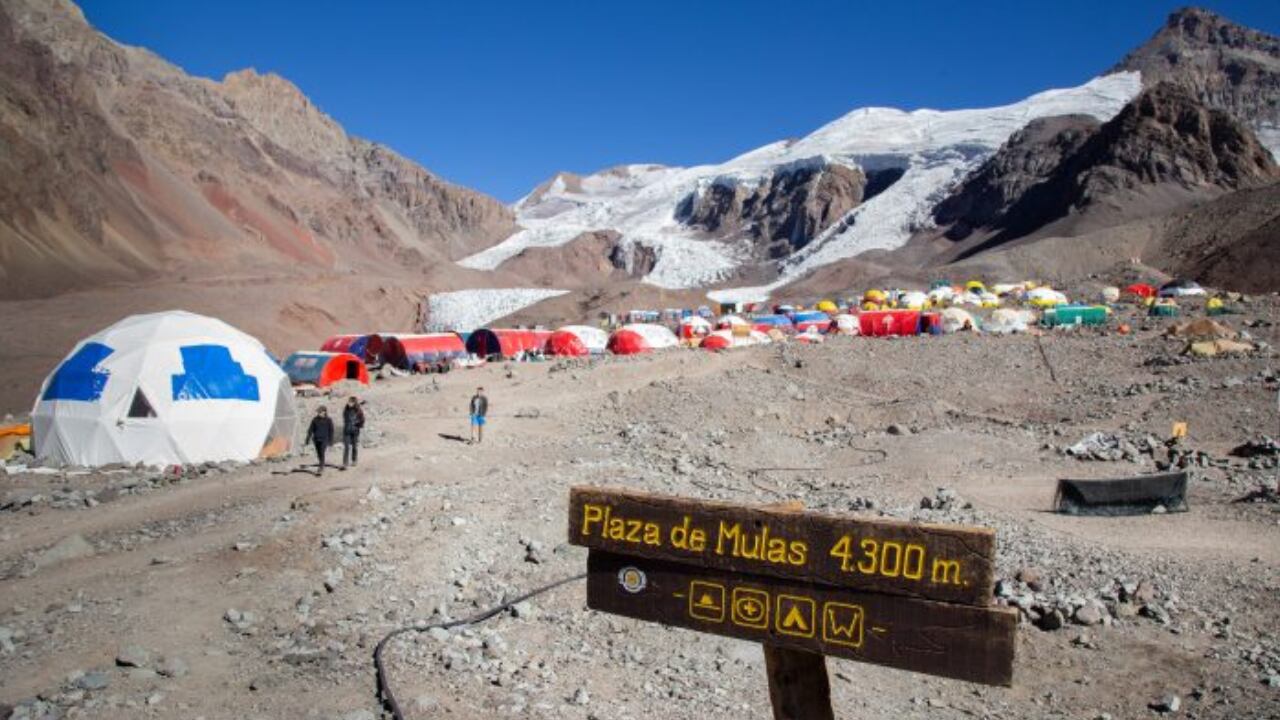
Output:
382,334,466,369
1124,283,1157,299
320,334,384,365
546,326,609,357
700,333,732,351
465,329,547,358
607,324,679,355
859,310,921,337
283,352,370,387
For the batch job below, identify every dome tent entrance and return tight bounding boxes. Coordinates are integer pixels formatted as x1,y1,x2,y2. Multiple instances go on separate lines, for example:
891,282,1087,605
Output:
32,311,298,467
465,329,548,359
283,351,370,387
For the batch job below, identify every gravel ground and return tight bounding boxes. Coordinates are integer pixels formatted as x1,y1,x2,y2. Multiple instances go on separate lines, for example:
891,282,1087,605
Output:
1,299,1278,720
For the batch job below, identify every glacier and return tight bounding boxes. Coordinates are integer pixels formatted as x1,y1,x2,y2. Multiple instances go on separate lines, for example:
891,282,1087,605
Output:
461,73,1144,297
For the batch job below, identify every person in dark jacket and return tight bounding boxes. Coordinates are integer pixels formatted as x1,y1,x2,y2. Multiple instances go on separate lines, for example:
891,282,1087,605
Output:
305,406,336,475
469,387,488,444
341,396,365,468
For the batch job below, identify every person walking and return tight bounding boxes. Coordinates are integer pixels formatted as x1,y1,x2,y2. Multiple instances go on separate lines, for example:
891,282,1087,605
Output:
305,406,335,475
341,396,365,468
469,387,488,444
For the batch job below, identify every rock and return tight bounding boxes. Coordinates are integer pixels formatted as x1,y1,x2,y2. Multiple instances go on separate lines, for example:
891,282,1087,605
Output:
115,644,152,668
157,656,189,679
1150,694,1181,713
1036,609,1066,631
887,424,910,436
510,601,535,619
1131,580,1157,604
35,533,96,568
572,687,590,705
1113,601,1139,619
233,541,255,552
1015,567,1045,592
324,568,344,593
75,671,110,691
1074,604,1105,626
0,626,15,654
523,539,547,564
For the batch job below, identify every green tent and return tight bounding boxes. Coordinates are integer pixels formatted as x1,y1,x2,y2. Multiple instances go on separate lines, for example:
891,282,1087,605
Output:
1041,305,1108,327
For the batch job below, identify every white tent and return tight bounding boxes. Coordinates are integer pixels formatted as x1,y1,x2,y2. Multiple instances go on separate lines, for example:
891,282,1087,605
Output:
546,325,609,356
939,307,979,333
678,316,714,339
986,309,1036,334
899,291,928,310
607,323,680,354
1027,287,1069,307
32,311,298,467
700,328,772,350
832,313,859,335
927,286,955,305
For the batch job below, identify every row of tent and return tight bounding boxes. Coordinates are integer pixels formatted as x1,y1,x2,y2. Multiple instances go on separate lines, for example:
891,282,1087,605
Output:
286,279,1212,386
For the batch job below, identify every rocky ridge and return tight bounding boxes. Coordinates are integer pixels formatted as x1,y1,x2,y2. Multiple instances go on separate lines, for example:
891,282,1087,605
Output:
0,0,516,299
934,82,1280,257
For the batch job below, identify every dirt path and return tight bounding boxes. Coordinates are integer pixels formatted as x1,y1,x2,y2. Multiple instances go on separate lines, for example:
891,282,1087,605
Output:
2,310,1279,719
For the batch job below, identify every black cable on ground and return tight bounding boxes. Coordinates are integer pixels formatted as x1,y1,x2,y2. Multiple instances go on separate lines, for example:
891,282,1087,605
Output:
374,572,587,720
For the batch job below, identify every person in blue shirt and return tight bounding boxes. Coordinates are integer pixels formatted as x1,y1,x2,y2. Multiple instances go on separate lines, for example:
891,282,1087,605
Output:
469,387,488,444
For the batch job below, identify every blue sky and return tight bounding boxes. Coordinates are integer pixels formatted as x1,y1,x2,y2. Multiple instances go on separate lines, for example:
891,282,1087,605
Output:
79,1,1279,202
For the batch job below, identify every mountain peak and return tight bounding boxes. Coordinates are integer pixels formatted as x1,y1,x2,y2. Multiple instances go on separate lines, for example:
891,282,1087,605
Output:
1111,6,1280,159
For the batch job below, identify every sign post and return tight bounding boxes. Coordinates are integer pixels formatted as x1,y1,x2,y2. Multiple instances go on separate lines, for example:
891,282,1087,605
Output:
568,487,1017,717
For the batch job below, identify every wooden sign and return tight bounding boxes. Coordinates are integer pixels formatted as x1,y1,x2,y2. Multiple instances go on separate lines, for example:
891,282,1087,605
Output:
588,551,1017,686
568,486,996,606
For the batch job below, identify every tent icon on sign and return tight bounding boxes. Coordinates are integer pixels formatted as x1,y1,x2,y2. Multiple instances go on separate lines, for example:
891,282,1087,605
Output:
775,595,816,638
687,581,726,622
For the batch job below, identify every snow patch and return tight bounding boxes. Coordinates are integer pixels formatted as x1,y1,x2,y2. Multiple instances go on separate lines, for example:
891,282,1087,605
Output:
424,289,568,332
1256,123,1280,162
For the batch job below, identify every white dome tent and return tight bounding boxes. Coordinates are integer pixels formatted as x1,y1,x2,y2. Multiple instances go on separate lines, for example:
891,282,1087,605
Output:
32,311,298,467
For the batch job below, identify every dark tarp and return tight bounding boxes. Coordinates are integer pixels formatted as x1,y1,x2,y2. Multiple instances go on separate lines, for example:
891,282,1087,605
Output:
1055,472,1188,515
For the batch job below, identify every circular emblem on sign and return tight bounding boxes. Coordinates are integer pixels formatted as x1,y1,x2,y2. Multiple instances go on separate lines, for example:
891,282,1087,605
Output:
617,566,647,594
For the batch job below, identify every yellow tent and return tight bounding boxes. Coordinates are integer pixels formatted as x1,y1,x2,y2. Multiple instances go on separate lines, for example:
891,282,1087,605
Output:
815,299,838,314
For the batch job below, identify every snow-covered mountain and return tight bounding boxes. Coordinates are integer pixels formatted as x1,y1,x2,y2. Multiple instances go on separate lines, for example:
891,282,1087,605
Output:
461,73,1145,298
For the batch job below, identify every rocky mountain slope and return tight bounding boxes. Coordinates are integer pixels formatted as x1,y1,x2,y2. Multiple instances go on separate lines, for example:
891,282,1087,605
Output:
1154,181,1280,293
0,0,515,300
932,83,1279,259
1113,6,1280,154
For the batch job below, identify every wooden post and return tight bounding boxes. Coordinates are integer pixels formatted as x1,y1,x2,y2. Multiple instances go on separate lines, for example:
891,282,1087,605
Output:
764,644,834,720
761,499,833,720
